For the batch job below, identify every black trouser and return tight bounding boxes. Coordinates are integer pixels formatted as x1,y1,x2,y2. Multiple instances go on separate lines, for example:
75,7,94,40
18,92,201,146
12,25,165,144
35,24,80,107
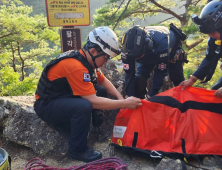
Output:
212,76,222,90
168,60,185,86
136,60,185,98
34,85,107,153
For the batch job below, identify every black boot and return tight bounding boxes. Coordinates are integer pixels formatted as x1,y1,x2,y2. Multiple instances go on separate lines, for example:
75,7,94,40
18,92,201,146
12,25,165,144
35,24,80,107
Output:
67,148,102,162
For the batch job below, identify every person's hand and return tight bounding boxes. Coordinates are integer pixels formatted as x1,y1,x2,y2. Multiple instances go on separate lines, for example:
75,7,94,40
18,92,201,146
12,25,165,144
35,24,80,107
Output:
179,79,194,90
124,96,142,109
179,75,198,90
214,87,222,98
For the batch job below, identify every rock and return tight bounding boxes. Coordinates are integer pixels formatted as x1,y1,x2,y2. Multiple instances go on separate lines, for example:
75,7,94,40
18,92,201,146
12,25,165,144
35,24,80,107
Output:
0,98,68,156
202,156,222,170
156,158,182,170
0,100,11,127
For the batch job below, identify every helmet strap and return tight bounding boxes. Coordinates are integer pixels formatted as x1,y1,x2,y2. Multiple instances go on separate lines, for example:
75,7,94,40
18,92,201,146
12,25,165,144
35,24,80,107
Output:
87,48,106,69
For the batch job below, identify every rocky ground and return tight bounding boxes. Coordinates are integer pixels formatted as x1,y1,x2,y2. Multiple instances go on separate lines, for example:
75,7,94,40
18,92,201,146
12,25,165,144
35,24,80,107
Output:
1,128,221,170
0,132,162,170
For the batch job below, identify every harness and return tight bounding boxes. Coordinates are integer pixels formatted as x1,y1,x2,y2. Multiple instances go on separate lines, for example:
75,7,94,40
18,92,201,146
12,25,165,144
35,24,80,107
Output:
169,23,188,63
35,50,97,102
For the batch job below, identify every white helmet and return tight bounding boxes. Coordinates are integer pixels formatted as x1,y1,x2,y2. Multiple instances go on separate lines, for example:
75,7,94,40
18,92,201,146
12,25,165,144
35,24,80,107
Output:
88,26,120,57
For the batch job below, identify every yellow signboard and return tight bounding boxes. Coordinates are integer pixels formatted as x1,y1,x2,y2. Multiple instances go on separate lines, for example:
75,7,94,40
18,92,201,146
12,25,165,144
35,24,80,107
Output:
45,0,90,27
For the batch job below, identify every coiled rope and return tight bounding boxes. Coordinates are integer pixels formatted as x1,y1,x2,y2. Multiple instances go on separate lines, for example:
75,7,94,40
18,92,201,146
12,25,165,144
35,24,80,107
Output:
24,157,128,170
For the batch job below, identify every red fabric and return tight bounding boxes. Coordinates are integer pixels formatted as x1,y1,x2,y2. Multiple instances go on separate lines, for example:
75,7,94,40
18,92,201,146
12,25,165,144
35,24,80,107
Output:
112,86,222,155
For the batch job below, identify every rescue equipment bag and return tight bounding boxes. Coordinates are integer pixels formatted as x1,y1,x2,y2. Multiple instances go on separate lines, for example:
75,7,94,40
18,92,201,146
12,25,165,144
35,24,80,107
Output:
0,147,11,170
111,86,222,161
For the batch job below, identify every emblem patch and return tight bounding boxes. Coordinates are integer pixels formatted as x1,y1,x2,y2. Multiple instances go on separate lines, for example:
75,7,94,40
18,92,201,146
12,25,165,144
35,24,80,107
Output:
83,73,91,82
123,63,129,70
158,63,166,71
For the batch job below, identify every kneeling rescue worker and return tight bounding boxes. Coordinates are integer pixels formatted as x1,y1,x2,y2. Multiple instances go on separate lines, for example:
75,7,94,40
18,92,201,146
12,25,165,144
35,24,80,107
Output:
34,26,142,162
121,24,187,99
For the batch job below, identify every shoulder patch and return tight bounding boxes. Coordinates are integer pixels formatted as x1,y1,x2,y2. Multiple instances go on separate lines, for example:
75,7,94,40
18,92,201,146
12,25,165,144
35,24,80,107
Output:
83,73,91,82
123,63,129,70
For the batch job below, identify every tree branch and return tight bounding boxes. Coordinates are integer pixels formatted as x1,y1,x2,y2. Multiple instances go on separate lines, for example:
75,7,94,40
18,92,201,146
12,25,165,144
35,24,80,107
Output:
0,33,13,39
17,41,25,81
157,17,175,24
187,38,204,50
111,9,163,24
23,53,41,61
10,42,17,72
150,0,186,25
113,0,133,30
110,0,125,20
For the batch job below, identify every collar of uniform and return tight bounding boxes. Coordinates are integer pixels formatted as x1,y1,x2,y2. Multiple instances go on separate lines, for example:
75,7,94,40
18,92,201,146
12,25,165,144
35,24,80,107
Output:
79,49,87,58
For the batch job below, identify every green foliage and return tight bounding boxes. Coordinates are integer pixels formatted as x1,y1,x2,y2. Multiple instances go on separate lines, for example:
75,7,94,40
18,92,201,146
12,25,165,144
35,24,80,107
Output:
0,66,39,96
0,0,60,96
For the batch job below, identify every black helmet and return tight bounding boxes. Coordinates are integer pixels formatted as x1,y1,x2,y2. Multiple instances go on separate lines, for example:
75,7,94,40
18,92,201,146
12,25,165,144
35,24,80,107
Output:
191,0,222,34
121,26,153,60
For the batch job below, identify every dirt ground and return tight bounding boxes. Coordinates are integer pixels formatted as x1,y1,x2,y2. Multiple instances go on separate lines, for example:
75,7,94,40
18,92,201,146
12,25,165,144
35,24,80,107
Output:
0,129,161,170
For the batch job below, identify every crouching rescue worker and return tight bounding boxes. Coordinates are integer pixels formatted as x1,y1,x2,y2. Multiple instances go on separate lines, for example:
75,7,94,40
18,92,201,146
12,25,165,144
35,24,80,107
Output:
180,0,222,98
121,24,187,99
34,26,142,162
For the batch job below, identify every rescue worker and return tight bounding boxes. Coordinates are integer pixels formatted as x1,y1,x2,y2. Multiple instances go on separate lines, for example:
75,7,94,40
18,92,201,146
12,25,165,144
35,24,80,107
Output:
34,26,142,162
121,24,187,99
180,0,222,98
